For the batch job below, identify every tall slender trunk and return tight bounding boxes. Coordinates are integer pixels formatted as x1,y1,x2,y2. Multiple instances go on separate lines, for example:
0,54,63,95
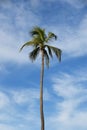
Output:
40,50,45,130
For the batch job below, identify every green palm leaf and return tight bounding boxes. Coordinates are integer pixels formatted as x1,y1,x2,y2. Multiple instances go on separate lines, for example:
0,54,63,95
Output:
32,37,42,48
45,45,61,61
50,46,62,61
29,47,40,62
30,26,46,42
20,41,34,51
45,32,57,43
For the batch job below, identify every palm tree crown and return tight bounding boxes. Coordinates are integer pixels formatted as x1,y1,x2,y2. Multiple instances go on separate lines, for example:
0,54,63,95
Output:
20,26,62,66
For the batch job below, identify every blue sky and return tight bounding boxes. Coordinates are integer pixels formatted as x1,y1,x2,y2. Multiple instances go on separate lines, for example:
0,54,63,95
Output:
0,0,87,130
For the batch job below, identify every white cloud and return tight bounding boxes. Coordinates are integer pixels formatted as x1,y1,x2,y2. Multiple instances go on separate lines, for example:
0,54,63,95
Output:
44,14,87,60
12,89,39,104
0,123,39,130
48,69,87,130
0,124,16,130
51,14,87,58
0,86,50,119
0,26,35,64
53,72,87,99
43,0,87,8
0,87,50,130
62,0,87,8
0,1,40,65
0,92,10,109
0,89,38,129
30,0,40,8
0,42,28,64
12,88,50,105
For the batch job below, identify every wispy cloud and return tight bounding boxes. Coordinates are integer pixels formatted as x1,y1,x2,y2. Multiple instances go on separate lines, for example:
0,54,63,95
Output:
49,14,87,59
29,0,40,8
47,68,87,130
0,86,50,129
0,91,10,109
12,88,50,105
0,0,40,65
0,88,38,129
39,0,87,9
62,0,87,8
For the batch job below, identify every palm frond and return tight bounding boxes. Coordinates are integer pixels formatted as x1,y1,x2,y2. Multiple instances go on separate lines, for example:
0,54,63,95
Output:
45,32,57,43
30,28,39,37
44,45,53,58
45,45,62,61
46,45,62,61
29,47,40,62
43,49,49,67
32,37,42,47
20,26,62,65
20,41,34,52
30,26,46,42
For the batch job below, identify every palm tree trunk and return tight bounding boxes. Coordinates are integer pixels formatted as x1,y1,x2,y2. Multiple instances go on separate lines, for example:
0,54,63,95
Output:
40,50,45,130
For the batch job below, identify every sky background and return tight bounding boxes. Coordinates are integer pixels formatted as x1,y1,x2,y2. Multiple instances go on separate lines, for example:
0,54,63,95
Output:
0,0,87,130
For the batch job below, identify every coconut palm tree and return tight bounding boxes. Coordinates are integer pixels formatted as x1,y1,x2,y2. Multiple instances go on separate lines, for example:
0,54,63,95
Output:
20,26,62,130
